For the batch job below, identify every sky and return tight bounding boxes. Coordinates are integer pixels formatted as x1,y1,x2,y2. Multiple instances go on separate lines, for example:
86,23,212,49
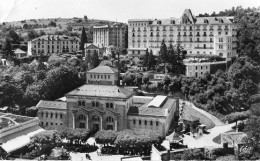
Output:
0,0,259,23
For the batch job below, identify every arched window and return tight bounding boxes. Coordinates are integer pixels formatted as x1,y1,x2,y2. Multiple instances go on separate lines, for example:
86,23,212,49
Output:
144,120,147,125
96,102,99,107
139,120,141,125
41,112,44,117
156,121,159,126
55,113,58,118
79,114,86,120
219,53,223,57
60,114,63,118
133,119,136,124
92,115,100,121
82,101,85,106
110,103,113,108
46,112,48,118
150,121,153,126
50,113,53,118
78,101,82,106
92,102,95,107
106,116,114,123
106,103,109,108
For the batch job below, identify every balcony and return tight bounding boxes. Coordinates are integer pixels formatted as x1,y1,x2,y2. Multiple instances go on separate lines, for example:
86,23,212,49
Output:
196,35,200,37
209,34,214,37
137,35,141,37
203,35,207,37
169,29,173,31
156,35,160,37
196,29,200,31
143,35,147,37
143,30,147,32
189,35,193,36
169,35,174,37
137,30,141,32
163,35,167,37
209,28,214,31
217,28,222,31
162,29,166,31
132,30,135,32
224,28,229,30
150,35,154,37
203,28,207,31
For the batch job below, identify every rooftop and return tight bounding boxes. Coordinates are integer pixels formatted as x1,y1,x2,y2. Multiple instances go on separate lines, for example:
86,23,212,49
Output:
36,100,67,110
147,95,167,108
31,35,80,42
66,84,134,99
87,66,118,74
128,97,176,117
14,48,26,54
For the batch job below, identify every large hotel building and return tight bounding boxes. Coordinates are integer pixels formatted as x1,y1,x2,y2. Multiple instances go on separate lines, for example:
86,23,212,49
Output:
127,9,238,60
27,35,80,56
93,23,128,48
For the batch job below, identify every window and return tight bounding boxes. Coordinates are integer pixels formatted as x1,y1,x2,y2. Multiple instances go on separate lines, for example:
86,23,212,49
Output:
133,119,136,124
78,101,82,106
139,120,141,125
51,113,53,118
150,121,153,126
156,121,159,126
82,101,85,106
51,123,53,125
92,115,100,121
219,45,223,49
144,120,147,125
41,112,44,117
219,38,223,42
106,116,114,122
46,112,48,118
60,114,63,118
196,66,198,70
55,113,58,118
92,102,95,107
96,102,99,107
46,122,48,126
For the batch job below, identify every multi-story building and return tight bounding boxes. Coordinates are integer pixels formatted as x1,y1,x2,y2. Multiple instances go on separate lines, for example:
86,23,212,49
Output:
36,100,67,127
27,35,80,56
36,66,179,137
93,23,128,49
128,9,238,59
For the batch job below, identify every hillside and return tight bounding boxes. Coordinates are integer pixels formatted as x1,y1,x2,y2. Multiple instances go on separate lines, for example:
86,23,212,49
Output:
1,17,124,43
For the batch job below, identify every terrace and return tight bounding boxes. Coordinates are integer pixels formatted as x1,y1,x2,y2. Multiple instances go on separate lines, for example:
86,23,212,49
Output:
0,112,35,130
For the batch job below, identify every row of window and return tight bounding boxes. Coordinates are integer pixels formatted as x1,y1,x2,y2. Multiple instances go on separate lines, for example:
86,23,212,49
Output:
130,24,230,30
41,112,63,119
90,74,111,79
78,101,114,109
41,122,63,126
133,119,159,126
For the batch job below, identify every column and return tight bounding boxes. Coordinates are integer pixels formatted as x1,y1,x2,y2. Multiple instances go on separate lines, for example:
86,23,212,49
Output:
100,116,103,131
86,115,89,130
72,113,75,129
115,120,118,131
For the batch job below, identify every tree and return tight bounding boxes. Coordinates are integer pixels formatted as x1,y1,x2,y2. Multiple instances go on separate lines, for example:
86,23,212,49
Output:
48,21,56,27
1,38,13,58
80,26,87,54
0,82,23,107
95,130,118,146
147,50,156,69
91,50,100,68
158,39,168,73
28,30,38,40
143,48,149,67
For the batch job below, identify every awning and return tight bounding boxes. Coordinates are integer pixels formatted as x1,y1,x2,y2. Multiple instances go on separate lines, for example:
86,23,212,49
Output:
1,125,45,153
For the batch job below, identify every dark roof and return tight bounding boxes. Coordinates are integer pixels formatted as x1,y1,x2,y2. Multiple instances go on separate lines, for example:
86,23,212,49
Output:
36,100,67,110
87,66,118,74
14,48,26,54
128,97,176,117
66,84,134,99
32,35,80,42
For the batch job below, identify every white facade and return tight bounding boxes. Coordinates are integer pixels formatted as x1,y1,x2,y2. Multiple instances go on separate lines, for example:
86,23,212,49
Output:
128,9,238,59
